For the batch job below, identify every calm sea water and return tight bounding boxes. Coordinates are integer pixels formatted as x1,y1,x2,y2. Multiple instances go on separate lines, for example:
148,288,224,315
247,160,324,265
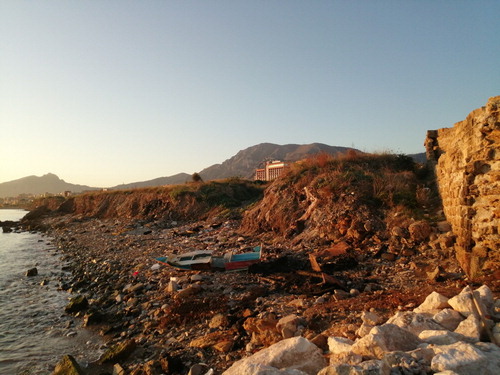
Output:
0,209,102,374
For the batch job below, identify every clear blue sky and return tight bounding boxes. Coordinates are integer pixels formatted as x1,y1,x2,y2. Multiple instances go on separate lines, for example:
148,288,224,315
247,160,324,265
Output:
1,1,498,187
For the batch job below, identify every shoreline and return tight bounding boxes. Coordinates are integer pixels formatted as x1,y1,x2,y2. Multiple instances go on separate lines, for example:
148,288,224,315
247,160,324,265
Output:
35,213,499,374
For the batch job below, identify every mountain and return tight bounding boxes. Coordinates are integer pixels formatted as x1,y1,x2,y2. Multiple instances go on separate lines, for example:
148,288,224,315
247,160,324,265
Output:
0,173,99,198
199,142,356,180
110,173,191,190
2,144,427,196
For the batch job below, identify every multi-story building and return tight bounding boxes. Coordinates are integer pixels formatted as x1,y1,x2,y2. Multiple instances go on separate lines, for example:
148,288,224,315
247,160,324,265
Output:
254,160,287,181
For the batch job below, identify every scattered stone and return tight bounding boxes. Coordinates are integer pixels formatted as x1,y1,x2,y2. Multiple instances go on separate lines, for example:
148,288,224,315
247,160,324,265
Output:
191,274,204,282
64,295,89,313
276,314,304,339
360,311,383,326
355,322,374,338
98,339,137,364
309,334,328,351
209,313,230,329
113,363,126,375
175,284,202,300
408,220,431,242
166,279,180,293
51,354,84,375
26,267,38,277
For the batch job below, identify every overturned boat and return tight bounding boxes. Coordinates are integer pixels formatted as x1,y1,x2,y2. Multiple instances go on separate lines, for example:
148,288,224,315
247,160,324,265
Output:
156,246,262,271
156,250,213,271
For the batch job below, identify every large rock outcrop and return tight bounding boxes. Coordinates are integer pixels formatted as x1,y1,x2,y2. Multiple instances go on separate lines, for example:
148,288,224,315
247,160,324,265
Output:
426,96,500,277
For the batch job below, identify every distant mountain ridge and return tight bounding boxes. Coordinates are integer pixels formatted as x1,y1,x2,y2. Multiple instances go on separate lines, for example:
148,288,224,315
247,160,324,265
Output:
0,173,99,198
111,173,191,190
198,142,356,180
1,143,426,197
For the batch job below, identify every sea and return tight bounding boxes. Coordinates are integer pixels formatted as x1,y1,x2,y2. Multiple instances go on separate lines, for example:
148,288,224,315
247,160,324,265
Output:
0,209,102,374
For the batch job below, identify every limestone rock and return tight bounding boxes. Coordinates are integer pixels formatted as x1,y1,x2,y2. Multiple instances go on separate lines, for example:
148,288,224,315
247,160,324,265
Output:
223,336,327,375
414,291,450,313
355,323,374,338
351,323,422,359
382,350,432,374
433,308,465,331
223,363,308,375
454,314,482,342
51,354,85,375
473,284,494,315
418,330,466,345
317,364,353,375
386,311,445,335
430,341,500,374
318,360,387,375
327,337,354,355
448,286,476,317
360,311,383,326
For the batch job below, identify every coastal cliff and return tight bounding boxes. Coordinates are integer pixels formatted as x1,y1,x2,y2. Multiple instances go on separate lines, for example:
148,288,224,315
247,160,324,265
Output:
426,96,500,278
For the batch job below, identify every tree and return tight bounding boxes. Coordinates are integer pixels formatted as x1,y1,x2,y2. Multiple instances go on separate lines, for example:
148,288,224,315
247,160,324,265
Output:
192,173,203,183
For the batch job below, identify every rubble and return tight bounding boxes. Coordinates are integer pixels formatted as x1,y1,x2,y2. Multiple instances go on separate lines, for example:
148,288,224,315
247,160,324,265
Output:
21,211,498,374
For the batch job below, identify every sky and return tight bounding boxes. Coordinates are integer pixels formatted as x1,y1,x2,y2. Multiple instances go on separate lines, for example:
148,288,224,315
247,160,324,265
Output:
1,1,499,188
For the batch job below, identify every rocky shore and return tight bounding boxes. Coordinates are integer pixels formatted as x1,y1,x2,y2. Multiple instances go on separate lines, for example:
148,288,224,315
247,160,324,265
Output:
26,212,497,375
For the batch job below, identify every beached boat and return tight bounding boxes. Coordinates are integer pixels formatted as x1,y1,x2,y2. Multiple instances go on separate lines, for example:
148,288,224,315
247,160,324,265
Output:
155,246,262,271
222,245,262,271
155,250,213,271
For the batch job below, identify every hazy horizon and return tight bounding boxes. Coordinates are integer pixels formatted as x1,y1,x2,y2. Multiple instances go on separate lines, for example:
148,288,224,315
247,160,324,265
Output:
1,1,498,186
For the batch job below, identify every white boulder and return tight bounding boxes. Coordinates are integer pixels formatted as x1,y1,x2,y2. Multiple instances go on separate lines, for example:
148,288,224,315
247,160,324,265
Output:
327,337,354,355
430,341,500,374
386,311,445,335
418,330,466,345
223,337,327,375
433,308,465,331
454,314,482,342
414,291,450,313
351,324,422,359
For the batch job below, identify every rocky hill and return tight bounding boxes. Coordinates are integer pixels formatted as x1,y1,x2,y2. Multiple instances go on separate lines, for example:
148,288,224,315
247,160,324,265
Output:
110,173,191,190
199,143,357,180
0,173,99,198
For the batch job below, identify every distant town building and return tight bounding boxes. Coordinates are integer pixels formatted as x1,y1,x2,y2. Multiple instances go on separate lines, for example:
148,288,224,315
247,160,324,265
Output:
254,160,288,181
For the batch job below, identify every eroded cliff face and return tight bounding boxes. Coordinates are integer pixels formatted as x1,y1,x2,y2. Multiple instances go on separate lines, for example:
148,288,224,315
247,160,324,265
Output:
240,153,435,253
426,96,500,277
25,180,264,225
